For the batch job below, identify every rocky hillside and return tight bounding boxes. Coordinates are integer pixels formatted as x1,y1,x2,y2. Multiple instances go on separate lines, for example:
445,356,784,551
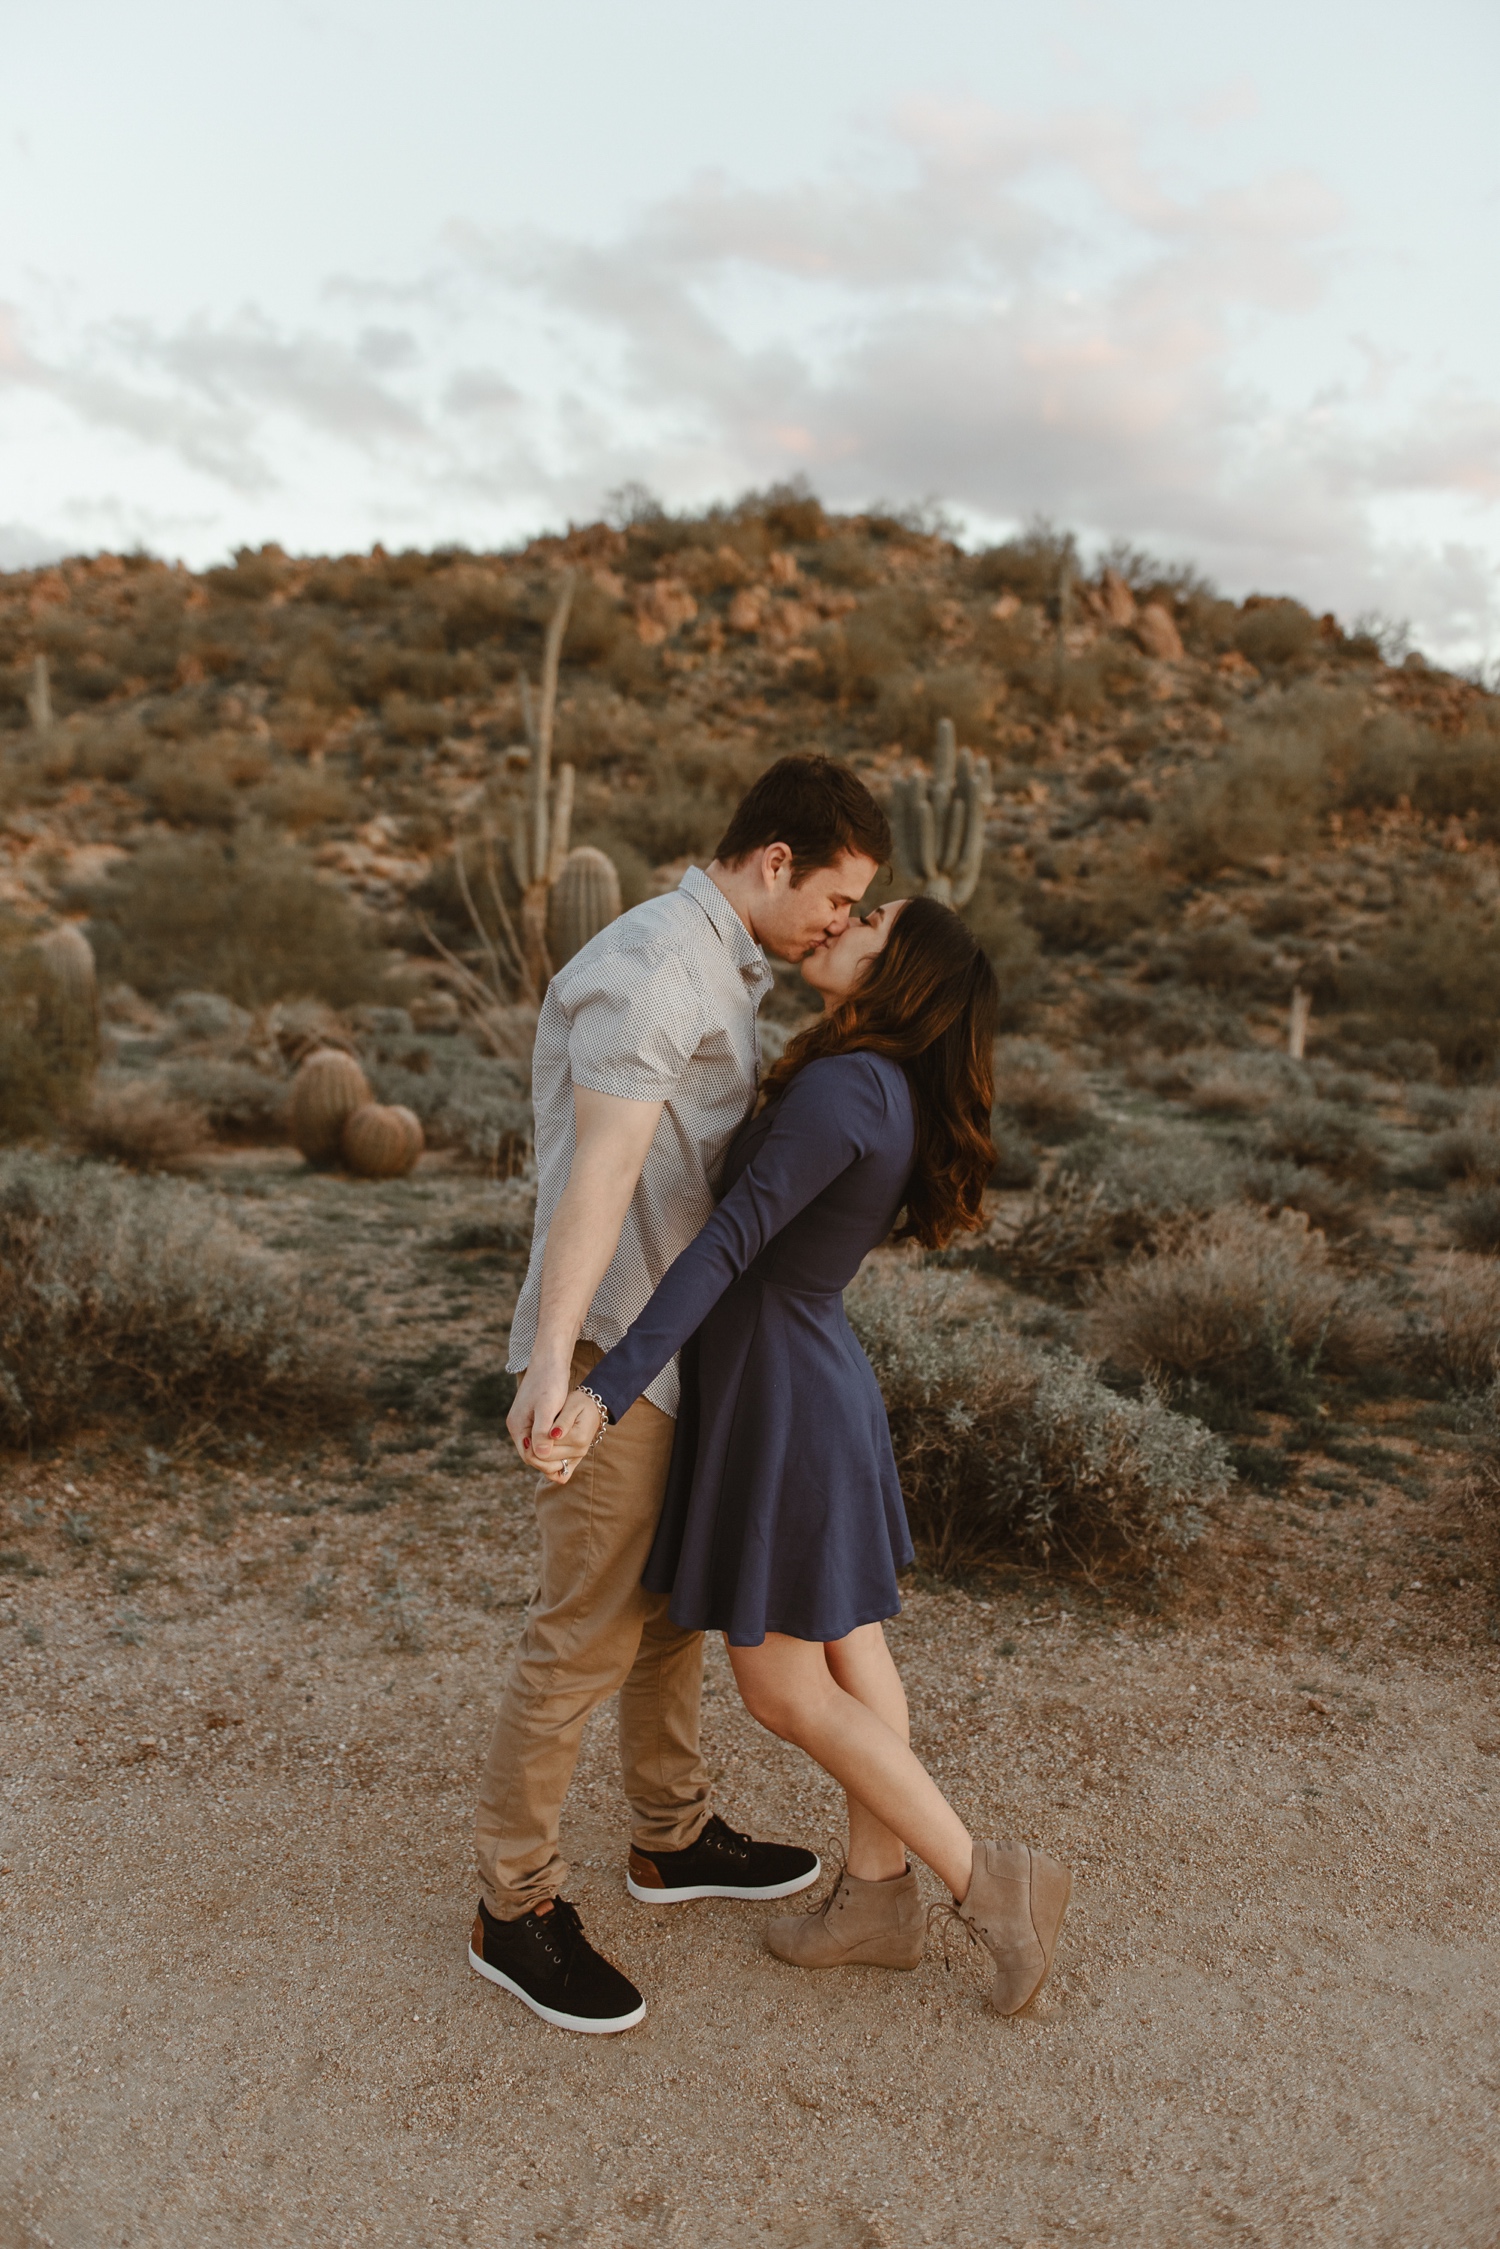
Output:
3,490,1500,1083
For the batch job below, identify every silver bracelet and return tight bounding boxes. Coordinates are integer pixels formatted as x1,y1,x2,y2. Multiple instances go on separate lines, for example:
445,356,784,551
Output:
578,1386,612,1447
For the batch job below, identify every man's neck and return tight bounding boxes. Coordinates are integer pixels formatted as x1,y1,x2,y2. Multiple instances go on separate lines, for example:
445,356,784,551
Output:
704,859,762,945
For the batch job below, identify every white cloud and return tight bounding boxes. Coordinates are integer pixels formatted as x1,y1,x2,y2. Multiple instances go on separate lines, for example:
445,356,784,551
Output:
3,101,1498,658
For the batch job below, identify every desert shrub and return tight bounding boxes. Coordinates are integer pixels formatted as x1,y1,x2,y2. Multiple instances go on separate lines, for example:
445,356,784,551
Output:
847,1264,1225,1579
165,1060,290,1143
1170,919,1269,992
1342,889,1500,1074
1261,1097,1382,1183
86,830,390,1008
1427,1119,1500,1183
961,878,1040,1022
75,716,151,784
250,764,356,832
1451,1189,1500,1255
73,1081,206,1170
1236,1159,1363,1238
1025,846,1169,954
809,534,880,589
1188,1068,1277,1118
1156,731,1324,877
1411,1258,1500,1392
992,1040,1091,1140
203,545,290,602
988,1121,1040,1190
1234,600,1318,670
835,589,939,699
991,1125,1238,1295
1084,1208,1396,1409
1094,984,1252,1055
132,743,240,827
967,524,1076,607
1343,712,1500,831
874,664,991,750
0,1153,356,1443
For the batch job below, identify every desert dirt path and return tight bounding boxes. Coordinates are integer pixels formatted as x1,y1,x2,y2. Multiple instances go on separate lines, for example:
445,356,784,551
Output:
3,1458,1498,2249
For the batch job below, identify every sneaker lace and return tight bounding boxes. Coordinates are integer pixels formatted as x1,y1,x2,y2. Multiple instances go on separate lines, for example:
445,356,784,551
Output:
705,1816,753,1865
533,1898,588,1971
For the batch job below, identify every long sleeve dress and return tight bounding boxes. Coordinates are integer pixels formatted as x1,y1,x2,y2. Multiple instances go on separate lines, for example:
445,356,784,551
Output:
584,1049,918,1647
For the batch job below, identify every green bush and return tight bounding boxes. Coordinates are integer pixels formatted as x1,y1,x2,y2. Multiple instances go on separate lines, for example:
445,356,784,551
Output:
1156,729,1324,877
848,1264,1225,1579
86,829,391,1008
0,1153,357,1443
1234,599,1319,670
1261,1097,1383,1184
1341,888,1500,1074
1084,1207,1396,1410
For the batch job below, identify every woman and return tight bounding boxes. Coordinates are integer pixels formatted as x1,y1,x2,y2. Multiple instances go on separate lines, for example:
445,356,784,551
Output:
542,895,1070,2016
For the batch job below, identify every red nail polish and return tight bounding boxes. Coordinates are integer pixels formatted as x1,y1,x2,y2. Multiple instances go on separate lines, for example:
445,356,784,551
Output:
550,1427,562,1438
522,1437,530,1449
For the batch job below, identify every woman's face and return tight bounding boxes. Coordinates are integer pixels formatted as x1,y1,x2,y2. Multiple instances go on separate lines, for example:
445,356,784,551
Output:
799,898,907,1010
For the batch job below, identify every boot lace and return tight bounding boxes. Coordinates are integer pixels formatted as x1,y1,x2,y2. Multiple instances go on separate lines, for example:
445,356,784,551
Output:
925,1895,979,1974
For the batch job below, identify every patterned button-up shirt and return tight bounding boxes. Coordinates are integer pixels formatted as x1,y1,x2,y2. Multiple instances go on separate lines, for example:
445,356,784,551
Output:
507,865,774,1415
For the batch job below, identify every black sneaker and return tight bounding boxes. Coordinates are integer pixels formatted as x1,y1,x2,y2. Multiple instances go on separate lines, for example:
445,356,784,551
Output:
468,1898,645,2034
627,1814,820,1906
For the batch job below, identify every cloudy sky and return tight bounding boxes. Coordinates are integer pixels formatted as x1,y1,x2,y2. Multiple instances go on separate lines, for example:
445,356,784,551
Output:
5,0,1500,658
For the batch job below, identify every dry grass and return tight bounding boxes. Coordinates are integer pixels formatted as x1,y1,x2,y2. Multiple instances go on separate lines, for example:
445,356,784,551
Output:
992,1039,1092,1140
85,829,391,1008
848,1263,1227,1579
73,1081,207,1171
1412,1256,1500,1393
0,1154,358,1445
1084,1207,1396,1408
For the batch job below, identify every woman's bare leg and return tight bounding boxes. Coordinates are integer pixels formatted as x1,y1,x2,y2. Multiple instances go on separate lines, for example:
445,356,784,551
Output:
728,1629,974,1900
823,1625,913,1883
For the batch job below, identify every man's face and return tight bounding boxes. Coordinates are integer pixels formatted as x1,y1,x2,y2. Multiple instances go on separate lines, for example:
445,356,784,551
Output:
753,847,882,963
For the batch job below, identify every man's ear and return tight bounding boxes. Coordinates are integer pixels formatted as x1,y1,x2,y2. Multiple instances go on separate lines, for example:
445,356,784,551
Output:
761,841,794,886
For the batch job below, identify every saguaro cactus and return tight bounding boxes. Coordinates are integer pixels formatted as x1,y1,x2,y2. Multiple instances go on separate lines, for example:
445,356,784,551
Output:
509,571,577,992
26,655,53,736
548,845,622,966
890,718,993,908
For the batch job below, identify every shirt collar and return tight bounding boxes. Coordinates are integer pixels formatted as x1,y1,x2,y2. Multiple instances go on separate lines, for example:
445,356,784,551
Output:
679,865,772,989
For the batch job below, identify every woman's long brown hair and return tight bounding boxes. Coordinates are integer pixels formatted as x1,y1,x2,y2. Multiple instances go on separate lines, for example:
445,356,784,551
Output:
761,894,998,1248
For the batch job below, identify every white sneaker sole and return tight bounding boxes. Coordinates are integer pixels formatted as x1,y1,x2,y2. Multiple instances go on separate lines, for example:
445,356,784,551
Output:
467,1946,645,2034
626,1856,821,1907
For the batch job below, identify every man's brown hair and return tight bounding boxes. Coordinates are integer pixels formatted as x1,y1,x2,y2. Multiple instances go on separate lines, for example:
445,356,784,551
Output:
714,754,891,880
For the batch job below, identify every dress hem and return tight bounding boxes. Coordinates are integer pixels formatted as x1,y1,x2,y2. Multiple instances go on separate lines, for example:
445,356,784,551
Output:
668,1597,907,1650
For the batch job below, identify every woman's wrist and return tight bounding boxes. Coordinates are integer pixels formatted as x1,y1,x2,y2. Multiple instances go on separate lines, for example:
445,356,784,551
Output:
577,1385,612,1445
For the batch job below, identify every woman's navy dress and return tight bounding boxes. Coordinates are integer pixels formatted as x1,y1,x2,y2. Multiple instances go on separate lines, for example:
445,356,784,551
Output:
585,1050,917,1647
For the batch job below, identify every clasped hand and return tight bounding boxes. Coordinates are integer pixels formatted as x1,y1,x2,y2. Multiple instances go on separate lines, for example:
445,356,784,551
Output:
524,1389,604,1484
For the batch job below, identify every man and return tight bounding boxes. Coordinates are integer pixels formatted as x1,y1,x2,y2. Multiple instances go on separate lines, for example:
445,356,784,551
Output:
471,754,891,2034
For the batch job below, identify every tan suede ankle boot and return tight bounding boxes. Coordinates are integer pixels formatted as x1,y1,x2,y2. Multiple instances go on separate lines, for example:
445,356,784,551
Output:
957,1840,1071,2016
764,1865,925,1970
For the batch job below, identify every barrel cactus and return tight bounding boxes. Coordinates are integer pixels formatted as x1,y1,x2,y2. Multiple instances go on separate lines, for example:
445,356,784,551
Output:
548,846,622,966
289,1047,372,1164
341,1102,424,1179
890,718,993,908
34,924,99,1066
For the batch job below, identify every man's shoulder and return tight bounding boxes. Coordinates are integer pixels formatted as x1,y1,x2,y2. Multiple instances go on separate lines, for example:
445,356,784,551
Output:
555,888,710,989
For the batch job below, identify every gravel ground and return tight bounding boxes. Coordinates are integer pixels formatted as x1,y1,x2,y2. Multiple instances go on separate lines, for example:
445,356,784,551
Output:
3,1465,1498,2249
3,1157,1498,2247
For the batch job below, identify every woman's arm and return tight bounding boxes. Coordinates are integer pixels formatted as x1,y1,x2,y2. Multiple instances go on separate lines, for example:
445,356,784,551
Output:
579,1056,890,1429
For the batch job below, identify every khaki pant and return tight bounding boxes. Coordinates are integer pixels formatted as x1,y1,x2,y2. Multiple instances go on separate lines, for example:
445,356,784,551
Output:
474,1341,711,1918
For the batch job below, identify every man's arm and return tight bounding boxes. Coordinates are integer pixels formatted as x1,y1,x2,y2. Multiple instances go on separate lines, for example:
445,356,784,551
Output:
506,1084,663,1471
